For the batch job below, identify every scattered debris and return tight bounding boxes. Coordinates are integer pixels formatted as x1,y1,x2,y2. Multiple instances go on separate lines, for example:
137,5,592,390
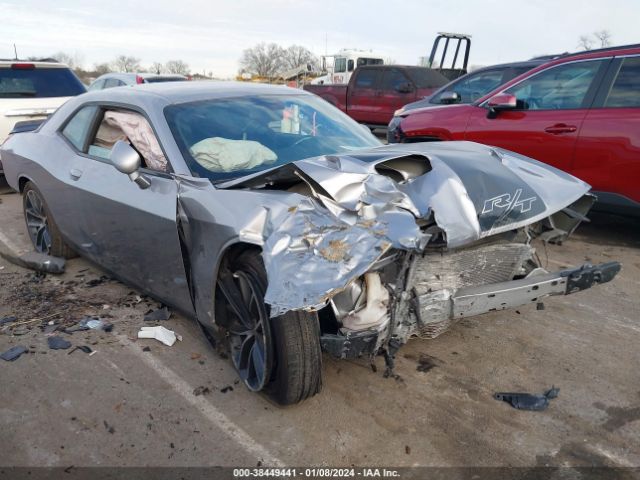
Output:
190,353,202,360
405,445,411,455
0,316,17,326
144,307,171,322
68,346,92,355
11,326,29,336
86,276,110,288
220,385,234,393
416,354,441,373
494,386,560,411
138,326,181,347
536,302,545,311
193,386,211,396
142,346,151,352
48,336,72,350
1,345,28,361
43,324,58,335
103,420,115,434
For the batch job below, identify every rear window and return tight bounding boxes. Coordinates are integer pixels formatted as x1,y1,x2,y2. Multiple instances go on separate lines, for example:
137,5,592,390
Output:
0,66,86,98
405,68,449,89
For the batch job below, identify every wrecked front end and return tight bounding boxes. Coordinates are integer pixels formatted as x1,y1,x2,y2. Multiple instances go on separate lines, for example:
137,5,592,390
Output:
218,141,621,363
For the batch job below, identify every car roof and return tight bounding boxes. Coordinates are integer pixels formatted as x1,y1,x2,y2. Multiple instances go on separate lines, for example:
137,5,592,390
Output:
78,80,309,106
94,72,187,81
472,43,640,106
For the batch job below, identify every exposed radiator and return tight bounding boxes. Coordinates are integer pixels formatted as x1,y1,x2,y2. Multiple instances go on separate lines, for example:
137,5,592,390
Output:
410,242,533,338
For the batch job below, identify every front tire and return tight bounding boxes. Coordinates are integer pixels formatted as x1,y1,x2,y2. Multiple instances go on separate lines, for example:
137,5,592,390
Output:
22,181,76,259
217,250,322,405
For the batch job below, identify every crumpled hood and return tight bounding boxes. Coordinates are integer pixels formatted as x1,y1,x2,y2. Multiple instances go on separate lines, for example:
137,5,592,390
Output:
218,141,591,314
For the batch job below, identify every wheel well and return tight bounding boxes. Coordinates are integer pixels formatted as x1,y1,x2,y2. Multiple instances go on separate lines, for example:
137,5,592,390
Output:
18,176,30,193
213,242,262,328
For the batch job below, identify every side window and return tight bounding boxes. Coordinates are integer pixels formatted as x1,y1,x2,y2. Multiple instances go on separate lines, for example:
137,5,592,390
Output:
347,59,354,72
88,79,105,91
87,109,169,172
103,78,121,89
505,60,604,110
604,57,640,108
381,69,410,92
354,69,379,89
334,58,346,73
61,106,98,151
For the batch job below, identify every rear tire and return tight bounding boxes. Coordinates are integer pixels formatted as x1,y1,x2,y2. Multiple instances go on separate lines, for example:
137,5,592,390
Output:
220,250,322,405
22,181,76,259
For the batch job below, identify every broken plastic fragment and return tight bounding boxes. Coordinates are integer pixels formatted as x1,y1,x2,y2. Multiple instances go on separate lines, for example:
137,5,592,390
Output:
494,386,560,411
47,336,72,350
144,307,171,322
0,316,17,326
138,326,181,346
1,345,28,361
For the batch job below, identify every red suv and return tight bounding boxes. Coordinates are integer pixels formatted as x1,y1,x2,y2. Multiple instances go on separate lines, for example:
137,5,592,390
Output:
388,44,640,216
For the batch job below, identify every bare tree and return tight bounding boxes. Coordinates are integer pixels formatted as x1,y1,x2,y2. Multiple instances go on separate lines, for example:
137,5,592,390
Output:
113,55,141,73
165,60,190,75
93,62,111,76
578,35,594,51
51,51,84,70
239,43,285,78
281,45,318,71
593,29,612,48
150,62,165,74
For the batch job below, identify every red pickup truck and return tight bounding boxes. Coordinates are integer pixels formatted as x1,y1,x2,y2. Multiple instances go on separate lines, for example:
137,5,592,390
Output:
389,45,640,216
304,65,448,127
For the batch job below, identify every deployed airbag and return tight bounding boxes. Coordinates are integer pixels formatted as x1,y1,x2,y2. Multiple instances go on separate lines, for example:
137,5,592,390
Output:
189,137,277,172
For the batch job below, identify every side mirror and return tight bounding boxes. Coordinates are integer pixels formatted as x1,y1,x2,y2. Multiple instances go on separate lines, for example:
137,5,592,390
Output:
486,93,517,119
110,140,151,189
440,91,460,104
396,82,414,94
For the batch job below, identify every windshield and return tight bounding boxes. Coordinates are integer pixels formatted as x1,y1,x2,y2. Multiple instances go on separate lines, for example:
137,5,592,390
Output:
165,93,381,182
0,67,86,98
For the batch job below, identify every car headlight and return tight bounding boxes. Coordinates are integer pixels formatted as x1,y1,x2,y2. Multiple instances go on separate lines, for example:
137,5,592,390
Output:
393,108,405,117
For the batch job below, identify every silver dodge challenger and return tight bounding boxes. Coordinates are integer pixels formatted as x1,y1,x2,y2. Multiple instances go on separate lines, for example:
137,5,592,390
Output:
0,82,620,404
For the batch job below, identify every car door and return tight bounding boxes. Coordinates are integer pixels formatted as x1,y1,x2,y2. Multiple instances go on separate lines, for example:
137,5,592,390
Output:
573,55,640,208
346,67,383,123
61,105,194,314
463,58,610,172
375,68,416,125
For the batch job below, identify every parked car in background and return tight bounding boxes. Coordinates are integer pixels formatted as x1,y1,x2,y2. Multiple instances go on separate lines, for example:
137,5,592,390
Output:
89,72,187,90
1,82,620,404
389,44,640,216
393,58,557,116
304,65,449,127
0,60,86,175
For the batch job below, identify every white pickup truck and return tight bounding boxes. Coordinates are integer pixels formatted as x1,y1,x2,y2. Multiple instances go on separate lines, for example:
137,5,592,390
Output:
0,60,86,175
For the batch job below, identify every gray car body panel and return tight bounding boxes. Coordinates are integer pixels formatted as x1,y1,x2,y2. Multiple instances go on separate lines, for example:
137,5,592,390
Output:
1,82,591,327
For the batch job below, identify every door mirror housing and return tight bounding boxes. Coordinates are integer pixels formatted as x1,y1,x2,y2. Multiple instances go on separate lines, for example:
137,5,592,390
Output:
440,90,460,104
486,93,517,118
395,82,414,94
110,140,151,189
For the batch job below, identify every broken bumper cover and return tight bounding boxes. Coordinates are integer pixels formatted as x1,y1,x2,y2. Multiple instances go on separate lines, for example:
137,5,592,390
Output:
419,261,621,322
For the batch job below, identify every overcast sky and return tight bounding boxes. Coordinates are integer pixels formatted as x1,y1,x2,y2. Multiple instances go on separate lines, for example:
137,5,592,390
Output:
2,0,638,77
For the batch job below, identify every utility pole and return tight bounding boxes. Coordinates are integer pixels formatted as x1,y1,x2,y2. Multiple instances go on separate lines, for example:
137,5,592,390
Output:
13,44,18,60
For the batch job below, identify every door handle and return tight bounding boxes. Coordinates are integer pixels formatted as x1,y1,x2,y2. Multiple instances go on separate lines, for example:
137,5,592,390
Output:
69,168,83,180
544,124,577,135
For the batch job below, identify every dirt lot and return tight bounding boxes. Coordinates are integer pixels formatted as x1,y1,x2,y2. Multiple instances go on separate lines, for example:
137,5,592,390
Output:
0,183,639,468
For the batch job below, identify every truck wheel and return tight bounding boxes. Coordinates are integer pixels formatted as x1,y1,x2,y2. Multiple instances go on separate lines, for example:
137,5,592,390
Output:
218,250,322,405
22,181,76,259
